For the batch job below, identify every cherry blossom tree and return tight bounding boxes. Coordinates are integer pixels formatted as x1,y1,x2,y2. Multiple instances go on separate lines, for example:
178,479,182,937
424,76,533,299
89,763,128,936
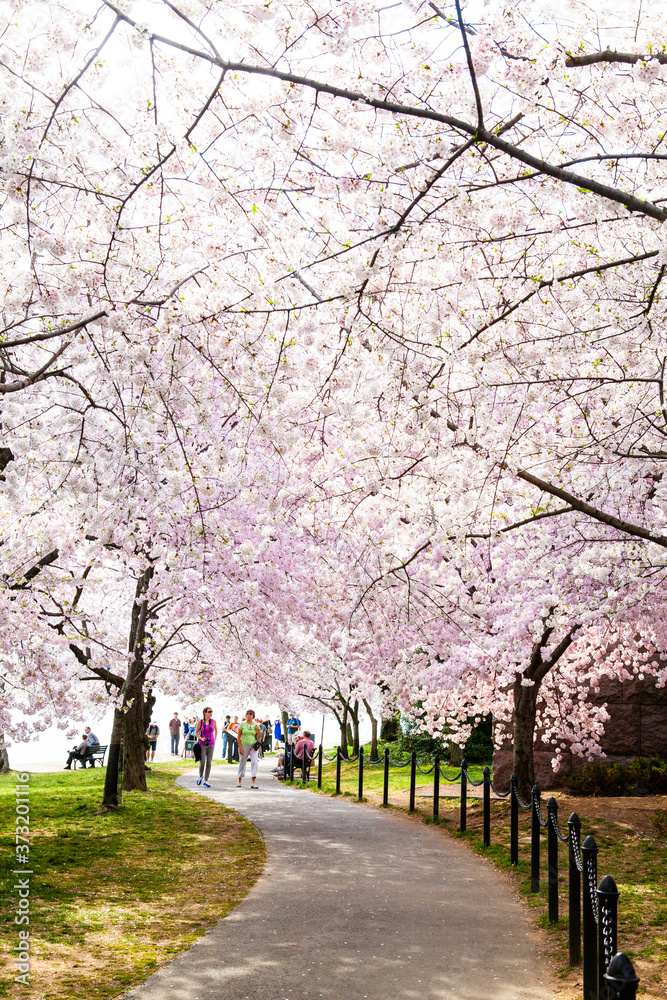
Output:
4,0,667,791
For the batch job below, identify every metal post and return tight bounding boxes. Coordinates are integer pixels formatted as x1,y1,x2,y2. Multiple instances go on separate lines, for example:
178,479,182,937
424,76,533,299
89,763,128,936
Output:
409,750,416,812
603,953,639,1000
358,750,364,801
582,835,598,1000
460,758,467,833
483,765,490,847
531,784,540,893
383,747,389,806
317,745,323,789
289,745,295,782
433,751,440,822
547,797,559,924
597,875,619,988
568,812,581,967
302,747,307,784
510,773,519,866
335,746,341,795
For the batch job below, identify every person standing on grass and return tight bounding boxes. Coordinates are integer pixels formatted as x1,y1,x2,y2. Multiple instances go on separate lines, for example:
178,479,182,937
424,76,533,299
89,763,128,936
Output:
169,712,181,755
237,709,262,789
146,721,159,761
195,708,217,787
274,717,282,746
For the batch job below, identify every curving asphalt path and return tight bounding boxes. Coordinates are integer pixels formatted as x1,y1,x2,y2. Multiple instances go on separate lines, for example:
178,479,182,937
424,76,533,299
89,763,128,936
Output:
124,758,553,1000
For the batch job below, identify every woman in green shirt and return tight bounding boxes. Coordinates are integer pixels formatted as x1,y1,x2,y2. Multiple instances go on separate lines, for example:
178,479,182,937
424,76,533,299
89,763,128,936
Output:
237,709,262,788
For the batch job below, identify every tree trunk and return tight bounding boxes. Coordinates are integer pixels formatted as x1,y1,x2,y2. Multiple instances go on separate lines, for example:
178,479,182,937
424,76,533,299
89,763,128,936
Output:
0,736,10,773
512,678,539,799
380,713,400,742
351,700,360,756
0,682,10,772
123,680,149,792
340,702,349,752
101,707,124,808
363,699,378,760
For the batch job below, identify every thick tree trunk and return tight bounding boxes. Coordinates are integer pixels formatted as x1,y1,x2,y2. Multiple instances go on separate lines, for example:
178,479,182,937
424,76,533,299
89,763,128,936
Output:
123,681,149,792
512,679,539,799
380,713,400,742
363,699,378,760
0,736,10,773
101,708,124,808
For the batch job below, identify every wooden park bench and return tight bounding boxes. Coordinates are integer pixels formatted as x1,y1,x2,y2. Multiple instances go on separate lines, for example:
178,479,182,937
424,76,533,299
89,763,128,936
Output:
73,744,108,769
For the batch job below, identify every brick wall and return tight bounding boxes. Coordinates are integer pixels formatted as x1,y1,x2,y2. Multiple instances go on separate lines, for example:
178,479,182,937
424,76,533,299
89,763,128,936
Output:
492,674,667,790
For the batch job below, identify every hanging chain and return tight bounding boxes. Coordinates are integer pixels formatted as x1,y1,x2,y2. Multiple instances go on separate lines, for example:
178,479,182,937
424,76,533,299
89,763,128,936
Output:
534,797,548,828
549,808,570,844
601,899,615,972
586,854,600,924
569,826,583,873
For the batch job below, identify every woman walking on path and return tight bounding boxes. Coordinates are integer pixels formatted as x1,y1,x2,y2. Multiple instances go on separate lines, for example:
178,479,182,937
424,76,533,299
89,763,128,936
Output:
195,708,217,787
237,709,262,789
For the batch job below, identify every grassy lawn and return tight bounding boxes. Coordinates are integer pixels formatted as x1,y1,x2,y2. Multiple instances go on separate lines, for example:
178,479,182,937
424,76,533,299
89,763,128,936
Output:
301,750,666,1000
312,752,487,798
0,761,264,1000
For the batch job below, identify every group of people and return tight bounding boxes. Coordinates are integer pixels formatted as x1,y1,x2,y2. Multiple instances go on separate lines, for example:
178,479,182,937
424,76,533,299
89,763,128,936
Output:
149,711,305,759
64,727,100,769
191,708,264,788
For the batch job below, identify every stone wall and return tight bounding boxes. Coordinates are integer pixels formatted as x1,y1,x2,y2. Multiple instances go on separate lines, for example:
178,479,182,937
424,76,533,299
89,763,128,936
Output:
492,673,667,791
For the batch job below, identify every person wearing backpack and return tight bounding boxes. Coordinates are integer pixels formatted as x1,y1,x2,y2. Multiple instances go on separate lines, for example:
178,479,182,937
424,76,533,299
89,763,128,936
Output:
145,721,159,761
194,708,217,787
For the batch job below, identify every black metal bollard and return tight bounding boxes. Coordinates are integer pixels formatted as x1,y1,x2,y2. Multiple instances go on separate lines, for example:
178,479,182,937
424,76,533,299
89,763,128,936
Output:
433,751,440,822
510,773,519,866
302,748,307,784
317,745,323,789
603,953,639,1000
582,835,598,1000
568,812,581,967
409,750,416,812
460,759,467,833
598,874,619,989
383,747,389,806
547,797,559,924
483,766,490,847
335,746,341,795
358,750,364,801
531,784,541,893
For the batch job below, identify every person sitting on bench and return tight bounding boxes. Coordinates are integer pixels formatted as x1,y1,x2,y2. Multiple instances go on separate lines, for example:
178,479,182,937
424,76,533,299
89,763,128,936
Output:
64,735,90,770
294,731,315,762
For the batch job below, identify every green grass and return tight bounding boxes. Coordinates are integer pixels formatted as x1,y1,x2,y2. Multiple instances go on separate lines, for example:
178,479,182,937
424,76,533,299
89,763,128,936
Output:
310,749,487,798
0,762,264,1000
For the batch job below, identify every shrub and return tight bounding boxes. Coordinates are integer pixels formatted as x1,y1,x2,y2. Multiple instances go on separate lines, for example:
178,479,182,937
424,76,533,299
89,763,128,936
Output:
654,809,667,840
565,758,667,796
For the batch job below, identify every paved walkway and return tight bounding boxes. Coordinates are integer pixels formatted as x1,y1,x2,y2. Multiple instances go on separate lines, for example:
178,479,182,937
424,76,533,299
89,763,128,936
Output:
124,759,553,1000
